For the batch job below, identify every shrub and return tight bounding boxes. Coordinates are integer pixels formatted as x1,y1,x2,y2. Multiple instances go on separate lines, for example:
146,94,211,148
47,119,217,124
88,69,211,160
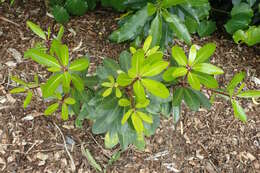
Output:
10,21,260,150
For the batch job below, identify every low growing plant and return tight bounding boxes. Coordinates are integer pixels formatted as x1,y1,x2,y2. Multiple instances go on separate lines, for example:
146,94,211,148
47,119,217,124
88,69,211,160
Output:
10,21,260,150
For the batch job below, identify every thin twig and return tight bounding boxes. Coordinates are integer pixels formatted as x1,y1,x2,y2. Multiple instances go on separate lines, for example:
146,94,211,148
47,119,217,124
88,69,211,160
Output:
0,15,20,27
54,122,76,172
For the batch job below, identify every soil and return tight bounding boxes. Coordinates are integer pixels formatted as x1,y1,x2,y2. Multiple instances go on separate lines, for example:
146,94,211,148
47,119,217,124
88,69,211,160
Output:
0,1,260,173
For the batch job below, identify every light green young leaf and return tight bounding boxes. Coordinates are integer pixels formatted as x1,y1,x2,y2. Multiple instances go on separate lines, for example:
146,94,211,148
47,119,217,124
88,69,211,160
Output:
10,87,26,94
102,82,113,88
116,88,122,98
63,72,71,92
43,74,63,98
23,90,33,108
142,79,170,99
141,61,169,77
24,49,60,68
61,103,69,120
172,67,188,78
193,43,216,64
117,72,133,86
227,72,246,95
136,99,150,108
187,72,200,90
163,67,177,82
71,74,84,91
236,82,246,95
26,21,46,40
131,112,144,133
44,103,59,116
133,80,146,102
143,35,152,53
121,109,133,124
47,66,61,72
131,49,145,75
237,90,260,98
103,88,113,97
60,45,69,66
57,25,64,41
188,45,197,65
137,111,153,124
118,98,131,107
64,97,76,105
69,58,89,71
147,3,157,16
171,46,188,66
105,133,119,149
193,72,219,89
231,100,247,122
11,76,27,86
193,63,224,75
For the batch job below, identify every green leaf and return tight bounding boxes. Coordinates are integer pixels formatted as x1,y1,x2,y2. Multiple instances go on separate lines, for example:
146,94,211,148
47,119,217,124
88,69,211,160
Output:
162,10,191,45
171,67,188,78
105,132,119,149
231,100,247,122
103,58,121,77
193,63,224,75
133,80,146,102
11,76,27,86
193,90,211,109
149,13,162,47
57,25,64,41
172,87,184,106
237,90,260,98
171,46,188,66
23,90,33,108
117,73,133,86
119,51,131,72
61,103,69,120
233,26,260,46
71,74,84,91
163,67,176,82
64,97,76,105
143,52,163,65
143,35,152,53
10,87,26,94
162,0,186,8
197,20,216,37
131,112,144,133
121,109,134,124
81,146,102,172
188,45,197,65
24,49,60,68
63,72,71,92
136,99,150,108
116,88,122,98
65,0,88,16
47,66,61,72
137,111,153,124
183,88,200,111
193,72,218,89
187,72,200,90
193,43,216,64
42,74,63,98
52,5,70,24
227,72,246,95
60,45,69,66
44,103,59,116
131,49,145,75
69,58,89,71
109,5,149,43
172,106,180,124
26,21,46,40
141,79,170,99
118,98,131,107
103,88,113,97
141,61,169,77
147,2,157,16
102,82,113,88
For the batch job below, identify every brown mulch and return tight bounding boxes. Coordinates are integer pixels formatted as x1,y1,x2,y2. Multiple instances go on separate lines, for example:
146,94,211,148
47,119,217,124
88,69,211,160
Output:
0,1,260,173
